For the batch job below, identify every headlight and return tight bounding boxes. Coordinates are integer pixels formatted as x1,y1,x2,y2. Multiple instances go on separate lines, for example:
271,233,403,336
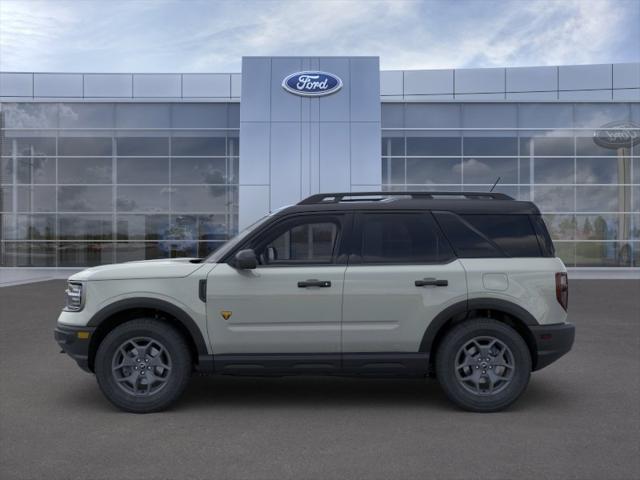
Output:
64,282,84,312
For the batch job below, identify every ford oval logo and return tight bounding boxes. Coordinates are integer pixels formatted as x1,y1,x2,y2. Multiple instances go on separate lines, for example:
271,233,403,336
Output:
593,121,640,149
282,71,342,97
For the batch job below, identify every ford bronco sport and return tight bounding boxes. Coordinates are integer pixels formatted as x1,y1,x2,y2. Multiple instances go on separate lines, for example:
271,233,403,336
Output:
55,191,575,413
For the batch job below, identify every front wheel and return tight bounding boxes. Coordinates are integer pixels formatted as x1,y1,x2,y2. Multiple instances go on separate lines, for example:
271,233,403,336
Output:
435,319,531,412
95,319,192,413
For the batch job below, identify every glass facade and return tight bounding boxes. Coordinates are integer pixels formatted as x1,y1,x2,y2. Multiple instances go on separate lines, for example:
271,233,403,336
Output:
0,102,239,266
382,103,640,267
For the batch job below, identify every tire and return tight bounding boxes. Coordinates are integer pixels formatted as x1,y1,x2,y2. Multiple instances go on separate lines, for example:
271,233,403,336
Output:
95,319,192,413
435,318,531,412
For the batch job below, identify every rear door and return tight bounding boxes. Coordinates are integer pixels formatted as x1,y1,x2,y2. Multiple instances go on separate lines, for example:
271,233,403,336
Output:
341,211,467,361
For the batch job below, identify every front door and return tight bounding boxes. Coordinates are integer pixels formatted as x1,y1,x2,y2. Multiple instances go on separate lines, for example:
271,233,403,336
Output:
341,212,467,370
206,214,349,370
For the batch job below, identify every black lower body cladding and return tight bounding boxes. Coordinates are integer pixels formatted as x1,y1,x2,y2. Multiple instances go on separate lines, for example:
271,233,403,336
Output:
54,324,96,372
530,323,575,370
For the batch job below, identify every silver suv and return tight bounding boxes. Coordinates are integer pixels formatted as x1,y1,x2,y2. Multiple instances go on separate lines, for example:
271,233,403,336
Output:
55,192,575,413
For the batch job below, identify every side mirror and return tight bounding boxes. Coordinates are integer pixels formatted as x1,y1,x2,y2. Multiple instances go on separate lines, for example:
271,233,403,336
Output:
234,249,257,270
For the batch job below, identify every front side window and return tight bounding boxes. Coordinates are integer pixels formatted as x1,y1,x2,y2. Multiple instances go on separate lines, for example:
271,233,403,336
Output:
258,219,340,265
358,213,453,264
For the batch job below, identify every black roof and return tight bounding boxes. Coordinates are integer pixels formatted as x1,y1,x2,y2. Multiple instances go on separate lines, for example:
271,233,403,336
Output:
277,191,540,216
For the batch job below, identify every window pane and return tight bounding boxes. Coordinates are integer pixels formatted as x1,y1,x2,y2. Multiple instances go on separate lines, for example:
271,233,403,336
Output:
542,214,576,240
58,157,112,184
575,242,631,267
59,214,113,240
406,158,462,184
435,212,503,258
360,213,453,263
171,158,227,184
171,137,226,156
17,186,56,212
462,157,518,184
533,186,575,212
1,103,58,129
405,104,461,128
518,104,573,129
576,157,630,184
13,214,56,240
115,104,170,128
116,137,168,156
1,137,56,156
576,186,629,212
533,158,574,184
382,104,404,128
117,158,169,184
576,137,622,156
171,104,228,128
1,242,57,267
0,186,12,211
381,137,404,156
463,137,517,156
554,242,576,267
463,104,517,128
116,214,169,240
574,104,630,128
117,186,170,212
115,242,170,262
16,157,56,184
170,214,230,241
519,136,574,156
382,157,404,184
58,137,112,156
171,186,236,213
59,103,114,128
58,186,112,212
461,214,541,257
58,242,115,267
575,214,631,241
406,136,461,156
264,222,338,264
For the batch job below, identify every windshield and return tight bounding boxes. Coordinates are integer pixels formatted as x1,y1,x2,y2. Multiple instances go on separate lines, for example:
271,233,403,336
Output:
204,213,274,263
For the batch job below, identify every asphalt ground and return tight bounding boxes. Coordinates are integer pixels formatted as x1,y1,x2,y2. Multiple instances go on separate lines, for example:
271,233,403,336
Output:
1,279,639,480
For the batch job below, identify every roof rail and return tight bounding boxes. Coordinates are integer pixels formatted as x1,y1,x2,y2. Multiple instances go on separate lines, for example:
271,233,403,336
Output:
297,191,513,205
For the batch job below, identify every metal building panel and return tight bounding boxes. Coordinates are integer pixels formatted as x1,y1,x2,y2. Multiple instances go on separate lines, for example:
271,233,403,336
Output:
350,57,380,122
270,122,302,209
239,122,271,185
240,57,271,122
231,74,242,98
351,122,382,186
404,69,454,95
506,66,557,92
559,64,612,91
0,73,33,97
84,74,132,97
455,68,505,94
613,63,640,89
270,58,302,122
239,185,271,230
133,74,181,97
380,71,403,96
319,123,350,192
182,74,231,98
506,91,558,100
34,74,83,97
613,88,640,101
558,89,612,101
318,57,350,122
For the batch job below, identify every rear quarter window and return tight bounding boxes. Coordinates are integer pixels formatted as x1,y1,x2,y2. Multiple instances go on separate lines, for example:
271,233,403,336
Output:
434,212,542,258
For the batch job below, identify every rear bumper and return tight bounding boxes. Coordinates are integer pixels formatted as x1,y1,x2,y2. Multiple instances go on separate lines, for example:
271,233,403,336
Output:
530,322,575,371
54,324,95,373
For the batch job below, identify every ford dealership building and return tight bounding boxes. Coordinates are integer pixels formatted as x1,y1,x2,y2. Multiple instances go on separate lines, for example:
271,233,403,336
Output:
0,57,639,270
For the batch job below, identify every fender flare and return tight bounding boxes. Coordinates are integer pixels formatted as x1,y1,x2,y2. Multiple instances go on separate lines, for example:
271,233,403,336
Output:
419,298,539,353
87,297,209,356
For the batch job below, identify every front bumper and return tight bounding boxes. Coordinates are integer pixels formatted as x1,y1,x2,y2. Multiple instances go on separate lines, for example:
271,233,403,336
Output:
54,324,96,373
530,322,575,371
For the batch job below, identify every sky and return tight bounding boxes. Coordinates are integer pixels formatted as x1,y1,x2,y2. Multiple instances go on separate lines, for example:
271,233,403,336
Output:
0,0,638,73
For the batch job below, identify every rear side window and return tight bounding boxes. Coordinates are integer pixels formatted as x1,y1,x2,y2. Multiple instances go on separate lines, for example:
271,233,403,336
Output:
435,212,542,258
358,213,454,264
531,215,555,257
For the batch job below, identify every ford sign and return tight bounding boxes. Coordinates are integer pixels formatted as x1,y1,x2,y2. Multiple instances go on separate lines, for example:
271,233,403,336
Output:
282,71,342,97
593,121,640,149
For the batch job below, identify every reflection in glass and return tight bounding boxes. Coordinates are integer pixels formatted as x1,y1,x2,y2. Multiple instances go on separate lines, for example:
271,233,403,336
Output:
381,137,404,156
17,157,56,184
116,186,170,212
58,158,112,184
115,243,169,263
170,214,229,241
406,136,461,156
58,186,112,212
576,186,627,212
382,157,405,184
116,137,168,156
463,137,517,156
117,158,169,184
542,214,576,240
519,136,573,156
16,214,56,240
576,157,630,184
172,137,226,156
171,186,236,213
116,215,169,241
17,186,57,212
1,137,56,156
533,186,575,212
58,137,112,156
462,157,518,184
58,242,115,267
59,214,112,240
533,158,574,184
171,158,226,184
406,158,461,184
1,242,57,267
575,242,631,267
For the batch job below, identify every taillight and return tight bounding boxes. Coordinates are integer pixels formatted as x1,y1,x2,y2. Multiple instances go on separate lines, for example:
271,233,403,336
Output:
555,272,568,311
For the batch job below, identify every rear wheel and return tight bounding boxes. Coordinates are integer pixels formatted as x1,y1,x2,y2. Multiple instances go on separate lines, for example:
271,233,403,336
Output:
95,319,192,413
435,318,531,412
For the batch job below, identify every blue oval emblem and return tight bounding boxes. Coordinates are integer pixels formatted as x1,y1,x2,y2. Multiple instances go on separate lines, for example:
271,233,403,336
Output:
282,71,342,97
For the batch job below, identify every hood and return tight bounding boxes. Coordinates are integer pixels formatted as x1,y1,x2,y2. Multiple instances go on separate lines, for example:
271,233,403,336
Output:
69,258,206,282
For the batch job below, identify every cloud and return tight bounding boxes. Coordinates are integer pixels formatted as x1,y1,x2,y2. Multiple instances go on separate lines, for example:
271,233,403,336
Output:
0,0,638,73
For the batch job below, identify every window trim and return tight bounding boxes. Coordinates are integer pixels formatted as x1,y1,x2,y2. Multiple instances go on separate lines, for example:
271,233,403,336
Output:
350,210,456,266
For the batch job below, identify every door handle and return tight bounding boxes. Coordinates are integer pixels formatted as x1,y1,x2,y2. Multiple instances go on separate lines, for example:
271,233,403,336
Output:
415,278,448,287
298,279,332,288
